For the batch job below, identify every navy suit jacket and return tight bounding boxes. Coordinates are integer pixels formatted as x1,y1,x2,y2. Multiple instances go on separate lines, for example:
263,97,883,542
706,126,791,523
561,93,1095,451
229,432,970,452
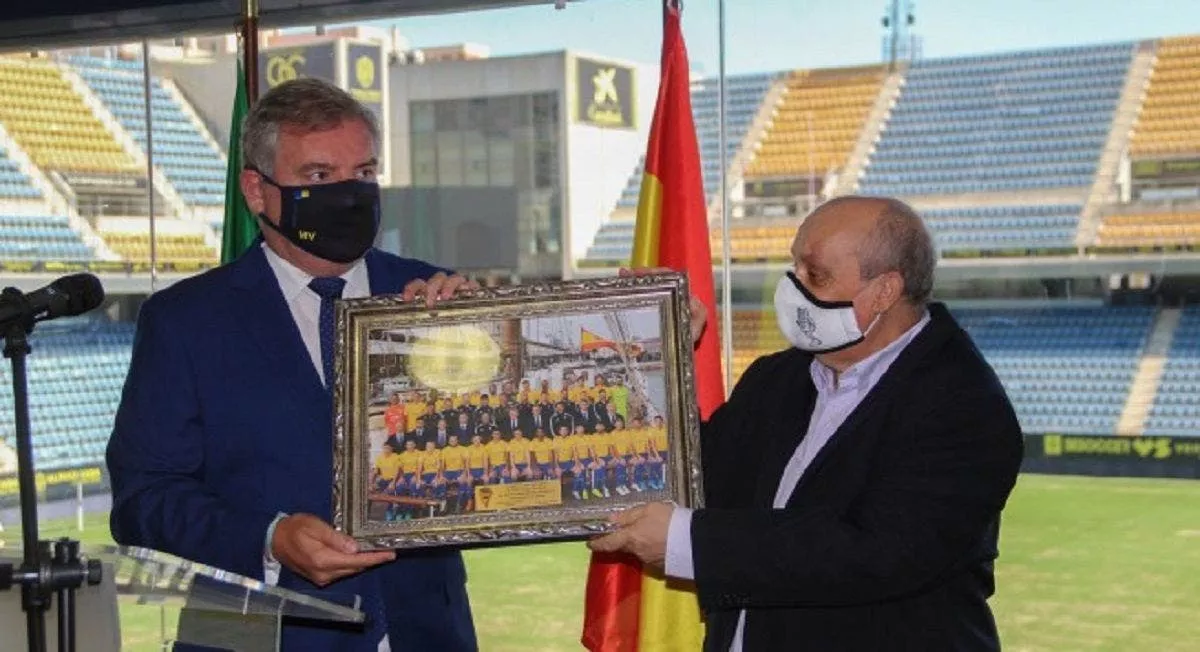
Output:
107,244,477,651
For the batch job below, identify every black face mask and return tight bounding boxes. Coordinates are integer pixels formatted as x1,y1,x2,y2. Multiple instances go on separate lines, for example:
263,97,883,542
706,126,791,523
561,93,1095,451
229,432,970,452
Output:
253,169,380,264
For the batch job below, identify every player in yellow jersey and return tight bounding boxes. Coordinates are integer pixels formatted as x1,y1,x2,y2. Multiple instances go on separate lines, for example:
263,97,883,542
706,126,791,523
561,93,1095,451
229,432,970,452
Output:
487,429,512,483
530,428,556,480
618,417,648,493
372,441,403,495
568,425,593,500
396,439,422,494
567,376,588,405
591,374,608,402
608,417,632,496
441,435,470,512
466,434,490,485
534,379,559,406
552,425,579,500
586,423,614,498
646,415,669,490
506,428,532,481
388,439,423,519
406,391,427,435
417,440,443,495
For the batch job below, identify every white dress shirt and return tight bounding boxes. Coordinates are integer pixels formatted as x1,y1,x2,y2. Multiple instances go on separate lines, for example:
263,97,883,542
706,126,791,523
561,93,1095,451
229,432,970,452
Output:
665,311,930,651
260,244,392,651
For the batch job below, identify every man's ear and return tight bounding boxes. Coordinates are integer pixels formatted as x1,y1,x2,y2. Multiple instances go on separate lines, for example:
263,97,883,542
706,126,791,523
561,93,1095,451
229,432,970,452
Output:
873,271,905,314
240,169,266,215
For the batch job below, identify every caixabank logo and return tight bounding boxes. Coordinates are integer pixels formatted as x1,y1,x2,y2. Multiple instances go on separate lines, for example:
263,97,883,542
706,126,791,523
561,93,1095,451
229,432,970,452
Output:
575,57,635,129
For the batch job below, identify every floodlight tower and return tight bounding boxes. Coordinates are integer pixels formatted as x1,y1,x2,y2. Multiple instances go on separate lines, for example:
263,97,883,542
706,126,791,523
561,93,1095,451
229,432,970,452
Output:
881,0,922,71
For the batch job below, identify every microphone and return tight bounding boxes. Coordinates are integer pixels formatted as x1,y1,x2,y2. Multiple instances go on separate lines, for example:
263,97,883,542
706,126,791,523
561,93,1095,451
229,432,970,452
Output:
0,273,105,333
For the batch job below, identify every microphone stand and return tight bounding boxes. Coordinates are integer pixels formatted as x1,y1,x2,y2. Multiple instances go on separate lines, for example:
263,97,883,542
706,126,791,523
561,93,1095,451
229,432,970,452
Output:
0,287,101,652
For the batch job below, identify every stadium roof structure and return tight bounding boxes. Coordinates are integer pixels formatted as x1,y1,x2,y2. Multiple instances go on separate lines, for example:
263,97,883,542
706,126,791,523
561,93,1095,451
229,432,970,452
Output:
0,0,580,52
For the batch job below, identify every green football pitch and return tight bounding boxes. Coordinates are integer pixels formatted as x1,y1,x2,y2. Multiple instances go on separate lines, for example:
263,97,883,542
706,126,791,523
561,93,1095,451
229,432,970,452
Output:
5,473,1200,651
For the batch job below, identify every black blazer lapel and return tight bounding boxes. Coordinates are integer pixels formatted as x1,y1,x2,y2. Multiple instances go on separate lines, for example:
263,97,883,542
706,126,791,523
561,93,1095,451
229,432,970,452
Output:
783,305,959,505
753,354,818,508
227,244,328,405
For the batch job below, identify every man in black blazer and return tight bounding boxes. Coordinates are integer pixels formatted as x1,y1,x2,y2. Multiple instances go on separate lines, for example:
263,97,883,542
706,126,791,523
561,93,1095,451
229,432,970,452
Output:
592,196,1024,651
529,403,554,437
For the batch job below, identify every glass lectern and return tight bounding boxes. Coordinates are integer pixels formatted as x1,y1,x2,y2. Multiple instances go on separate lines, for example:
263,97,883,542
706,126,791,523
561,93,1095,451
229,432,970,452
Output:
0,545,366,652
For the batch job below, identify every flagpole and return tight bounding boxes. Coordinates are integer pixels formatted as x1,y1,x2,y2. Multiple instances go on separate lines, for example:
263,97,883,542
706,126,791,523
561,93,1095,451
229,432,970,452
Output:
242,0,260,103
141,40,158,293
716,0,734,394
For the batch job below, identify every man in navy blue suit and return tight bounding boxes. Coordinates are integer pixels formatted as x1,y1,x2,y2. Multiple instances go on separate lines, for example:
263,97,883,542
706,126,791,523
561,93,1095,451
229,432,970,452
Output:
106,78,478,651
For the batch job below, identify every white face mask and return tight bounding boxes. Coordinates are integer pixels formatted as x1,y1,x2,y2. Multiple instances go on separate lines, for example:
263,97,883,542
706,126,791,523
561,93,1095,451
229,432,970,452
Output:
773,272,878,353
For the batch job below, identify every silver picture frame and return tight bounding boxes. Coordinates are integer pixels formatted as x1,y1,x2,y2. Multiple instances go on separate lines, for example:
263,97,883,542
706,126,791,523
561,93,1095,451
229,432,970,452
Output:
331,272,704,550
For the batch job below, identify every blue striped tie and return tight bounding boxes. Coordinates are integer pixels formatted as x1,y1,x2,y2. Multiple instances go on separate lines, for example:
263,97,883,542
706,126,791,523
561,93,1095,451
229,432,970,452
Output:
308,277,346,389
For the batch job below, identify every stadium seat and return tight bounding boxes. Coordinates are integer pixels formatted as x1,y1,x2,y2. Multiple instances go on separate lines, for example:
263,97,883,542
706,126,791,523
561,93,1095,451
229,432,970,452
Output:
0,57,141,174
71,56,227,207
0,317,134,471
586,73,779,266
1094,210,1200,250
0,214,96,261
722,305,1154,435
1129,36,1200,157
1145,306,1200,436
859,42,1134,198
746,66,886,179
99,223,218,267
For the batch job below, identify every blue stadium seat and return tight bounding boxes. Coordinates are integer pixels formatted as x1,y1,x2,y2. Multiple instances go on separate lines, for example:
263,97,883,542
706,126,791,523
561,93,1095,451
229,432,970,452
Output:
0,147,43,200
953,305,1155,435
0,214,96,261
1145,306,1200,436
591,72,780,264
860,42,1134,200
70,56,226,207
0,317,134,471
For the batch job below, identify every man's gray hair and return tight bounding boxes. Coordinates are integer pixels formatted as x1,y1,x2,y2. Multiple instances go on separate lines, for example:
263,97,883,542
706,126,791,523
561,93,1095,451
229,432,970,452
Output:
241,77,380,175
856,198,936,305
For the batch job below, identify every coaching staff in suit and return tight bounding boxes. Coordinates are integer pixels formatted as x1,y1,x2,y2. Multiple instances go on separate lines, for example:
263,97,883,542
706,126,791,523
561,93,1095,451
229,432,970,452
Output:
107,79,478,652
592,196,1024,651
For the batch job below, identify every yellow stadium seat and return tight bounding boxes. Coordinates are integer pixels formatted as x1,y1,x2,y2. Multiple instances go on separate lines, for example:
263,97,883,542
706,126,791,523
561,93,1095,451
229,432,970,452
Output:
0,57,140,174
1130,41,1200,155
745,65,886,180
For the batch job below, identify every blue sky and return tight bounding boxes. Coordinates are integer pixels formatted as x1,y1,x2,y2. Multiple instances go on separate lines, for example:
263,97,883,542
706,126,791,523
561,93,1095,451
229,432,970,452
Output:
361,0,1200,75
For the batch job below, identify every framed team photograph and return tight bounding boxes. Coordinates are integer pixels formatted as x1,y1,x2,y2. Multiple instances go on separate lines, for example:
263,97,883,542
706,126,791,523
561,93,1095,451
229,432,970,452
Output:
330,272,704,550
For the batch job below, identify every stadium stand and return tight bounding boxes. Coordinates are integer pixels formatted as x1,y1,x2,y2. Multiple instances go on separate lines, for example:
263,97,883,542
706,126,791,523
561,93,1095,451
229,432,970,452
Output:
0,214,95,262
0,56,139,174
0,317,133,471
614,73,777,210
586,73,778,265
1094,210,1200,251
727,309,787,381
725,305,1155,436
953,306,1154,435
0,146,42,200
707,222,797,262
71,56,226,207
1145,305,1200,436
745,66,885,180
1129,35,1200,157
859,43,1133,197
98,222,218,267
926,204,1082,256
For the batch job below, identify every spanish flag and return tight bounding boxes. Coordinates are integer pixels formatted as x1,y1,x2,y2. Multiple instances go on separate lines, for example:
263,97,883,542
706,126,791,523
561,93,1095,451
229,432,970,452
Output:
581,5,723,651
